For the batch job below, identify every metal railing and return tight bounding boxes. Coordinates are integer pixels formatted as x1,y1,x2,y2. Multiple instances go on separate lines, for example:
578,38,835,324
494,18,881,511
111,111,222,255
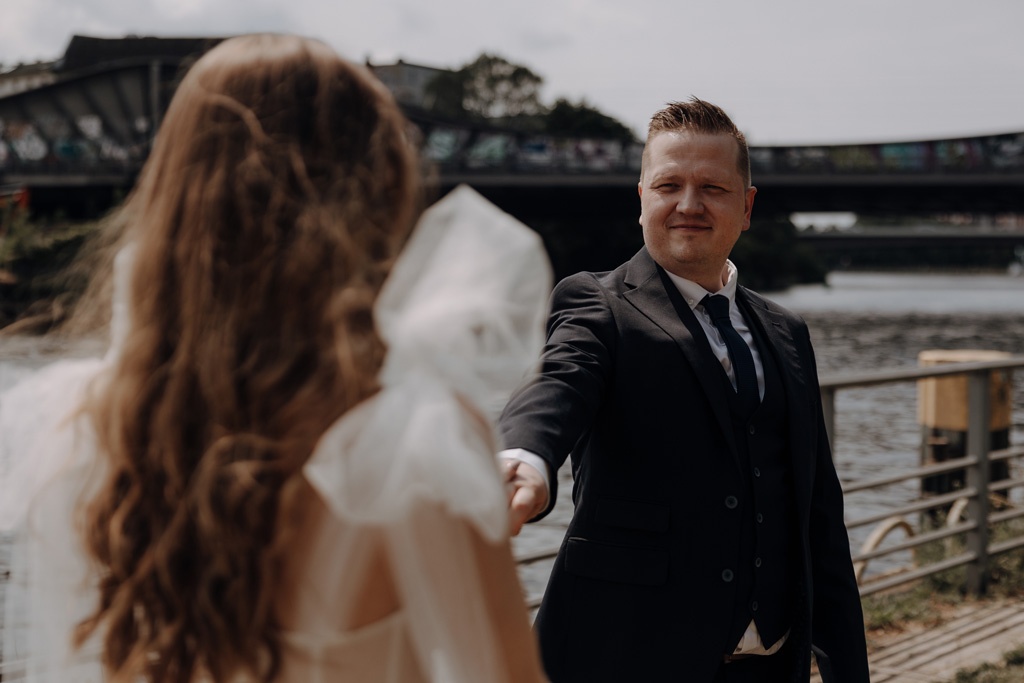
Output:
516,356,1024,601
822,356,1024,596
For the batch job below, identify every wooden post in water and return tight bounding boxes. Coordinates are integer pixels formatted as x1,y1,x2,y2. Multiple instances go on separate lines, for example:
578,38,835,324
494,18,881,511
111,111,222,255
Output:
918,350,1012,502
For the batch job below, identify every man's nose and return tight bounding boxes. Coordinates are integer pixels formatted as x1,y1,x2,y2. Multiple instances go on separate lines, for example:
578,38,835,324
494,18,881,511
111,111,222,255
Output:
674,187,703,214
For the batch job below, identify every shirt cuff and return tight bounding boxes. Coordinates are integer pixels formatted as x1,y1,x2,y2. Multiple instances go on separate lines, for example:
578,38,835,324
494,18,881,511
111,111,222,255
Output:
499,448,552,509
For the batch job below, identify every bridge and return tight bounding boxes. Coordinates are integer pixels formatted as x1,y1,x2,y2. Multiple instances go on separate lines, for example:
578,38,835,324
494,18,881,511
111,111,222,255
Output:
2,36,1024,220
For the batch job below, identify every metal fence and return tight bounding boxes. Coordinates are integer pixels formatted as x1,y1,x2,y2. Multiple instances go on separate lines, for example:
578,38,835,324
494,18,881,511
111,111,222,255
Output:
822,356,1024,596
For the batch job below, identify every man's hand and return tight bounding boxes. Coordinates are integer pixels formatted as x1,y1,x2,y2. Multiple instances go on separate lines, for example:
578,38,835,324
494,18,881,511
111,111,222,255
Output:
503,460,549,536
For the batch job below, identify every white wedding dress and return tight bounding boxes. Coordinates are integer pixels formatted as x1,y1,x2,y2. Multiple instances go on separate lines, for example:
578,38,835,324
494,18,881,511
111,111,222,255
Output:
0,185,552,683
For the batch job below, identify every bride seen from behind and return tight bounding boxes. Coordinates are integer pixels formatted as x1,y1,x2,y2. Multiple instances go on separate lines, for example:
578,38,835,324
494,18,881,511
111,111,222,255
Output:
0,33,549,683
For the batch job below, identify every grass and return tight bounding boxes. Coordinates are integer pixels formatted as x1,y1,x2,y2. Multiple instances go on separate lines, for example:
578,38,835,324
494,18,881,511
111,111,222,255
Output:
953,644,1024,682
862,511,1024,630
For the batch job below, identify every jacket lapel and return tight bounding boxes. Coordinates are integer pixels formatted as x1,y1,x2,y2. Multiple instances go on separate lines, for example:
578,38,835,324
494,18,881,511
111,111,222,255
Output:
622,249,740,460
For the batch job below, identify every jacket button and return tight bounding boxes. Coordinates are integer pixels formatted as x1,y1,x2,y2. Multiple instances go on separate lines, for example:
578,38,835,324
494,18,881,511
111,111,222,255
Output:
755,557,762,568
751,601,759,612
753,467,761,478
756,513,764,523
748,424,756,435
722,569,734,582
725,495,738,509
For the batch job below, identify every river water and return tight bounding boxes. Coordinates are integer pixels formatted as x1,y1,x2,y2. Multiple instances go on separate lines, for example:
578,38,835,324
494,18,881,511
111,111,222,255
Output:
1,271,1023,619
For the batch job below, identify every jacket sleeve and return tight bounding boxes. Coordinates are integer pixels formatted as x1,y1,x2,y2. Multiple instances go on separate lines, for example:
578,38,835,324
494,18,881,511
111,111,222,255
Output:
497,272,616,520
802,323,871,683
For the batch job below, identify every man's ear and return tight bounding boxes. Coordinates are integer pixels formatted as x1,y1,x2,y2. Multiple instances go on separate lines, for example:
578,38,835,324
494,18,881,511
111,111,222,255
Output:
741,186,757,232
637,181,644,226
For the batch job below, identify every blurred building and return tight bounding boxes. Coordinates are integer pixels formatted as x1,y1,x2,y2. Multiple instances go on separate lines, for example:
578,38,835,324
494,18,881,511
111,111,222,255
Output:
0,61,58,98
367,58,451,109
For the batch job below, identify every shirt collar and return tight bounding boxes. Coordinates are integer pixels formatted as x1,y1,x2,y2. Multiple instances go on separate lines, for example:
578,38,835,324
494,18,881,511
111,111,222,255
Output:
663,260,739,311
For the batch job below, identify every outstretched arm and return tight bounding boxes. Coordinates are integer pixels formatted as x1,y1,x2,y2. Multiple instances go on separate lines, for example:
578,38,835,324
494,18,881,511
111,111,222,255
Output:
498,272,617,523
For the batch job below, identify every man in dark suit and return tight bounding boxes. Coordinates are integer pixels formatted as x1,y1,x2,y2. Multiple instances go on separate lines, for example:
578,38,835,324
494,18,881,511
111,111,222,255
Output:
499,98,870,683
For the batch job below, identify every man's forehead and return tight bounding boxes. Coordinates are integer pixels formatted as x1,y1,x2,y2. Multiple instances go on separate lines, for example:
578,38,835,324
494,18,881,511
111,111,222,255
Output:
647,129,738,154
645,132,742,174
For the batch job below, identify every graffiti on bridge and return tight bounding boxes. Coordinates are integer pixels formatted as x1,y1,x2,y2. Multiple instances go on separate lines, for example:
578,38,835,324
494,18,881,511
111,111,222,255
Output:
0,113,151,173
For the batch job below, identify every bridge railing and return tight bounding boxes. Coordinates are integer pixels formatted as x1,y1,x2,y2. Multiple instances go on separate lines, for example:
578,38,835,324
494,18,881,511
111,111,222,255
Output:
4,104,1023,180
414,123,1024,177
516,357,1024,603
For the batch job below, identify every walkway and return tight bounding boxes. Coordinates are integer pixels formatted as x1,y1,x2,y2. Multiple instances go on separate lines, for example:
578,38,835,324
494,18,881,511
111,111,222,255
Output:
860,598,1024,682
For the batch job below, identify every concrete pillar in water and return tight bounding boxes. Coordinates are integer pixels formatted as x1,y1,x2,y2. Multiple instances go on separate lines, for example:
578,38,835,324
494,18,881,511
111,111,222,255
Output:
918,349,1012,501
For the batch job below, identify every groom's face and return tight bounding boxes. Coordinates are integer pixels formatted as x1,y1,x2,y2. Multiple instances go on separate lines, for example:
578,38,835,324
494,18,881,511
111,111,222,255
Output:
638,130,756,290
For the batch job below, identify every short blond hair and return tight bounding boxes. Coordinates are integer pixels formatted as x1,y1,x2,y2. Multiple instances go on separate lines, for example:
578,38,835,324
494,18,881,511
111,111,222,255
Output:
642,97,750,186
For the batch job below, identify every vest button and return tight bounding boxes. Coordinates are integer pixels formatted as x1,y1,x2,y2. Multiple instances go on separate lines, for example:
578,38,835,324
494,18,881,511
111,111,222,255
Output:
756,513,764,523
748,424,756,435
751,601,759,612
722,569,734,582
755,557,762,568
753,467,761,477
725,495,738,509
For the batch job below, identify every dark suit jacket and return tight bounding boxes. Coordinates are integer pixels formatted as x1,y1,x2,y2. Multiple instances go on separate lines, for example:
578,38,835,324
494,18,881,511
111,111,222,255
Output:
499,247,870,683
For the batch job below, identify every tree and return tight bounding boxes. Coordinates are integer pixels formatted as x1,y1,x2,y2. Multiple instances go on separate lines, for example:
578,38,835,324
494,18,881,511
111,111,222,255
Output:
545,98,636,142
460,53,545,119
425,53,544,121
423,69,469,119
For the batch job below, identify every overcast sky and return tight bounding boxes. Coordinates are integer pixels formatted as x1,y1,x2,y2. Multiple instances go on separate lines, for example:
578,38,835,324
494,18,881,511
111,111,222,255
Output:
2,0,1021,145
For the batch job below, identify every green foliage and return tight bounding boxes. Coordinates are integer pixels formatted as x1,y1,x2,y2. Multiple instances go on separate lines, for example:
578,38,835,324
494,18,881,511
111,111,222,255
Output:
914,509,1024,598
1003,644,1024,667
545,98,637,142
730,217,827,292
0,215,100,329
861,583,959,631
426,53,545,121
423,69,469,120
954,662,1009,683
951,643,1024,682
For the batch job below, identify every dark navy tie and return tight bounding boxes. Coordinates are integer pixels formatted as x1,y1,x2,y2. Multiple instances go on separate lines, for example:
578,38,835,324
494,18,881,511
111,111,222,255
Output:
701,294,759,416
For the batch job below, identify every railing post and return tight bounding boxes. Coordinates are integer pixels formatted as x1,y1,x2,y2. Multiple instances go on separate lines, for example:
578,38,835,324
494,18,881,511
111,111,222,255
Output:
821,386,836,453
964,370,992,596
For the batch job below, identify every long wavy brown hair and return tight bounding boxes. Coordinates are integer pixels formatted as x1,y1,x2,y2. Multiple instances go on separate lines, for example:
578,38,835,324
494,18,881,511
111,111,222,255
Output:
74,34,421,682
